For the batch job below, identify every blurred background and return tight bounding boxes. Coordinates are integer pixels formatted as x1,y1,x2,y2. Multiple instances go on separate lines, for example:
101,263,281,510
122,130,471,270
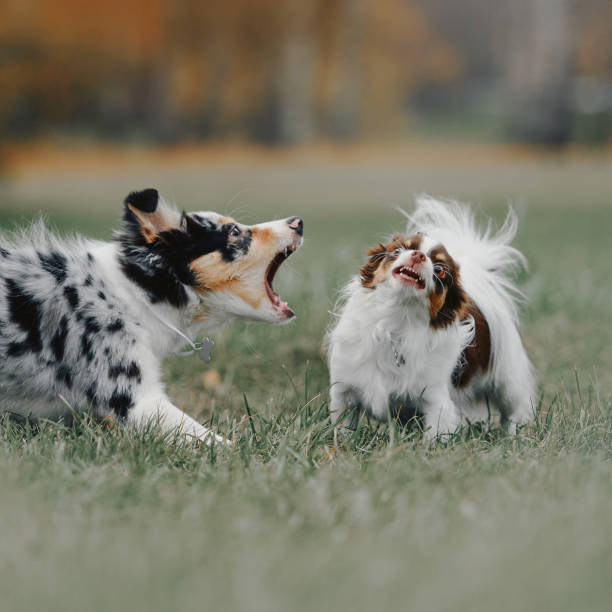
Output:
1,0,611,149
2,6,612,610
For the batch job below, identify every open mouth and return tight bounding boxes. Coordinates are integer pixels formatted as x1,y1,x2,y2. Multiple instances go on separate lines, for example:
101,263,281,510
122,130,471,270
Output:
265,245,298,318
393,265,426,290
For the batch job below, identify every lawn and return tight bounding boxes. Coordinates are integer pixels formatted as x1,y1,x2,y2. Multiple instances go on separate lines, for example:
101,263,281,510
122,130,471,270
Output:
1,147,611,611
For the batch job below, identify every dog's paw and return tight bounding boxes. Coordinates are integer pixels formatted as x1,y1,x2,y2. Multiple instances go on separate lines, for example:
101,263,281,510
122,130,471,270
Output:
199,430,232,448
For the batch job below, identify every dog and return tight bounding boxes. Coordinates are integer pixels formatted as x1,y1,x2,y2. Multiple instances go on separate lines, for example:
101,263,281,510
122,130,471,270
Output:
0,188,303,444
326,196,536,440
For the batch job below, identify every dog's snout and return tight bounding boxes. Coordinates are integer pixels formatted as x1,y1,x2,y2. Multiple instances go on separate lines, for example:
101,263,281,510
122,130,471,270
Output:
287,216,303,236
410,250,426,264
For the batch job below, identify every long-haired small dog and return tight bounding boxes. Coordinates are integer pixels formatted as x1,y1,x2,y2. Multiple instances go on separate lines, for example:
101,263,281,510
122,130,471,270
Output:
0,189,303,444
326,197,536,440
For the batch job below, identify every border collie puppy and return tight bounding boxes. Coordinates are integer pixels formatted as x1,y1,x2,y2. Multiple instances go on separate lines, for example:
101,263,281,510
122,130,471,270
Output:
326,197,535,440
0,189,303,444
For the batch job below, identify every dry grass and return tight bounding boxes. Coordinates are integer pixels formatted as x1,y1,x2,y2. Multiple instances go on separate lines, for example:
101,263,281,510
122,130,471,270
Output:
1,148,611,611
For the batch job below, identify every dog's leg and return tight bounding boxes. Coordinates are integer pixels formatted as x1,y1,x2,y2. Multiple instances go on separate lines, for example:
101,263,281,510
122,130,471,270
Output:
329,382,361,429
128,393,229,446
421,387,461,442
498,385,536,435
494,346,537,435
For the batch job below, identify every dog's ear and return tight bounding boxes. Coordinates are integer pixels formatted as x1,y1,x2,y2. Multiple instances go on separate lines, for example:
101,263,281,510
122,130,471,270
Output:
124,189,181,243
365,243,387,257
361,243,388,288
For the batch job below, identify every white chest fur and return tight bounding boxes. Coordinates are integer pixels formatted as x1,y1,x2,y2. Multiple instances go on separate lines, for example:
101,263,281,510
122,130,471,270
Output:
328,279,473,421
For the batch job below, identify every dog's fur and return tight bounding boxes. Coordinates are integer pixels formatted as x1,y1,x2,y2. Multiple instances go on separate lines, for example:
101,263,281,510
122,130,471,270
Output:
326,197,536,440
0,189,303,443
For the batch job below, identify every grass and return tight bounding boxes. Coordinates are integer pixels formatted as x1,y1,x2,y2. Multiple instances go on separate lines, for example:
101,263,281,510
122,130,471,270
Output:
1,150,611,611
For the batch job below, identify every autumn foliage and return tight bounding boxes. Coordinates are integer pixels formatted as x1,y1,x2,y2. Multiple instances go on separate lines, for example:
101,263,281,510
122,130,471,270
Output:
0,0,460,142
1,0,610,144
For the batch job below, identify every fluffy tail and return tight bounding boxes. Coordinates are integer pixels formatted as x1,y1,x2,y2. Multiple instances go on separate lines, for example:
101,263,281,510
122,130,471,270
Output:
402,196,535,402
404,195,526,277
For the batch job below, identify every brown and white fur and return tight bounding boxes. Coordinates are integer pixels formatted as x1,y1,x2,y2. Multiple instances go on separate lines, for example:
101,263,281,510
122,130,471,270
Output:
0,189,303,444
326,197,536,440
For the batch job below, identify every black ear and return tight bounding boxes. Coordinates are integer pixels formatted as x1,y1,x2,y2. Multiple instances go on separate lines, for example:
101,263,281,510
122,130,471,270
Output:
124,189,159,213
122,189,180,243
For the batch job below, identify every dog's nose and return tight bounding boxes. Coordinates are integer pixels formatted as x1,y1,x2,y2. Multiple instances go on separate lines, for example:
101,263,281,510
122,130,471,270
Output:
410,250,426,264
287,216,303,236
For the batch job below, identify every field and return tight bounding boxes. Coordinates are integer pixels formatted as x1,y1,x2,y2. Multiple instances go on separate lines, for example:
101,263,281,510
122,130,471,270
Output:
1,145,611,611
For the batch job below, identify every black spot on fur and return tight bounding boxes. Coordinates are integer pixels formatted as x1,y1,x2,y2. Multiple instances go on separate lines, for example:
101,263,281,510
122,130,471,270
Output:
108,361,141,383
119,262,190,307
5,278,43,354
182,214,252,263
38,251,68,285
50,315,69,361
97,291,106,300
86,383,96,403
55,365,73,389
103,347,111,356
109,390,133,418
64,285,80,309
80,332,95,362
87,252,94,262
106,319,124,333
83,274,93,287
7,342,28,357
0,247,10,258
83,316,102,335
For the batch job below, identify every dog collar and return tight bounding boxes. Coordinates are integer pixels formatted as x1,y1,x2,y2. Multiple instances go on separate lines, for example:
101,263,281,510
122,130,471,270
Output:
391,338,406,368
136,297,214,362
170,328,215,363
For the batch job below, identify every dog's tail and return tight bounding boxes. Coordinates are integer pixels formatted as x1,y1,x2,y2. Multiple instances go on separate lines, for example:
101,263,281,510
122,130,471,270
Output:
402,195,527,313
402,196,534,396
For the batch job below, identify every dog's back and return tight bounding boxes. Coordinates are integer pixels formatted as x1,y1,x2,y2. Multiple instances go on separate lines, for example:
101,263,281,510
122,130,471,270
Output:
0,222,145,420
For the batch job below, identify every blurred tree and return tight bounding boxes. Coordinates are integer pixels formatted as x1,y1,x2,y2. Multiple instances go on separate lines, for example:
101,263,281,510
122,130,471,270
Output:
0,0,165,137
504,0,575,144
0,0,473,143
275,0,317,143
573,0,612,142
326,0,367,138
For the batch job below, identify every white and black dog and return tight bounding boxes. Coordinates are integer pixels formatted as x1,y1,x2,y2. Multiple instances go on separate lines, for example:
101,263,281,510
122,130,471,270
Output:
0,189,303,444
327,197,536,440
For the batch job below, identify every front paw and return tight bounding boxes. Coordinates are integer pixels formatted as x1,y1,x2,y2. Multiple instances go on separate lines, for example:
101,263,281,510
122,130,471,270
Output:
208,431,232,447
423,405,460,442
188,429,232,448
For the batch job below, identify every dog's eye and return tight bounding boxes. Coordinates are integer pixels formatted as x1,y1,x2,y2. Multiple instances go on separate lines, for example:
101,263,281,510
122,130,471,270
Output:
229,225,241,237
433,265,446,278
392,249,401,256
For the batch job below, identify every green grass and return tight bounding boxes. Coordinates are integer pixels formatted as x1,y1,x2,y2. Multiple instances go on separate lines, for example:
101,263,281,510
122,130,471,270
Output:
1,156,611,611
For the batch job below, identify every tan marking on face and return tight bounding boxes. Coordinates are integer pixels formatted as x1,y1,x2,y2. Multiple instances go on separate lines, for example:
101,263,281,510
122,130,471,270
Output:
428,286,448,319
427,245,467,329
189,252,264,310
127,203,181,244
360,233,422,289
217,216,236,226
250,226,275,246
